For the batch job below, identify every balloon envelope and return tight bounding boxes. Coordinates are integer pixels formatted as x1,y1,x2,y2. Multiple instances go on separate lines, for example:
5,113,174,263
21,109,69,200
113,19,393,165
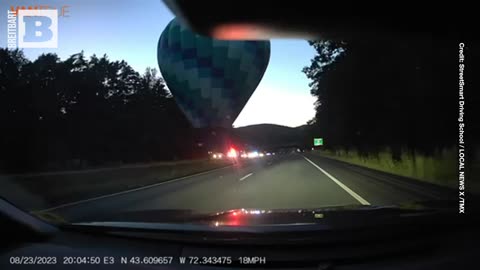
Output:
157,18,270,128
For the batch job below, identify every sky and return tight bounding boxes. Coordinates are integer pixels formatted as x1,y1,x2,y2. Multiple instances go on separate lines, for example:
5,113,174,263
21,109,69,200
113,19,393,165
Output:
0,0,317,128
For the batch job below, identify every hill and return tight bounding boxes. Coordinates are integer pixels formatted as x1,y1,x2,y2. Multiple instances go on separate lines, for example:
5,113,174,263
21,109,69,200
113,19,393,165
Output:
233,124,307,150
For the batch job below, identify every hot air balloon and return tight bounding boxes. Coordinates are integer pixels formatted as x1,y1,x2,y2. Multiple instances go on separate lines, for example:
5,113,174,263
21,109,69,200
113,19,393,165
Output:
157,18,270,128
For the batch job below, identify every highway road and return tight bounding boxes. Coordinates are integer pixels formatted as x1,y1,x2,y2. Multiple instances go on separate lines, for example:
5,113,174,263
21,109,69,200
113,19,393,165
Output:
43,153,456,222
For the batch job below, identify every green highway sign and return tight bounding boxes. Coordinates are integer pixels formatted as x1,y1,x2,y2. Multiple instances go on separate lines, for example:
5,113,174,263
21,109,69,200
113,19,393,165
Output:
313,138,323,146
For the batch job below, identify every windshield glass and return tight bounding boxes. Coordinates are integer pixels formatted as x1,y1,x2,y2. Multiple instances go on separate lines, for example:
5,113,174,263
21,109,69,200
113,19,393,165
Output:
0,0,475,225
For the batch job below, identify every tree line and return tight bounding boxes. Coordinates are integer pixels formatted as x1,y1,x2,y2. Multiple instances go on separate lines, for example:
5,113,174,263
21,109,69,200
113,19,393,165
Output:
302,37,477,160
0,49,208,173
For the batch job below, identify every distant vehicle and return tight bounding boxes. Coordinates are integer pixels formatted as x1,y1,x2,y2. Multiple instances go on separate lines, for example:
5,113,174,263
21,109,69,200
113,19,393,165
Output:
211,153,224,159
226,148,238,158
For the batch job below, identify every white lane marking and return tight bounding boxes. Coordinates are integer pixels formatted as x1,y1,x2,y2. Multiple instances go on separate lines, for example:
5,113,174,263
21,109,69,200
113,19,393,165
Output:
302,156,370,205
239,173,253,181
37,165,233,212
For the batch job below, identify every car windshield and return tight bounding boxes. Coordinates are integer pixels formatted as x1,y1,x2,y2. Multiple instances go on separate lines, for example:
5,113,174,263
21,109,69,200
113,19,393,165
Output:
0,0,474,226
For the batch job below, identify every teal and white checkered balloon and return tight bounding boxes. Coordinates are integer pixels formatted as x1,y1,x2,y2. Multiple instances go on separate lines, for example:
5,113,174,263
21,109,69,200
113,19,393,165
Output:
157,18,270,128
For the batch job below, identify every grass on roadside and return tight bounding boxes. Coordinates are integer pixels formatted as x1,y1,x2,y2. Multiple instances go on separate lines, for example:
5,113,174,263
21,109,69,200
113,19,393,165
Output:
315,148,458,188
0,159,233,210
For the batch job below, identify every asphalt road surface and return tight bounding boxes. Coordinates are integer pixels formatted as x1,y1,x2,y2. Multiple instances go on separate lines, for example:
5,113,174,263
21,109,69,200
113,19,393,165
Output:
44,153,456,222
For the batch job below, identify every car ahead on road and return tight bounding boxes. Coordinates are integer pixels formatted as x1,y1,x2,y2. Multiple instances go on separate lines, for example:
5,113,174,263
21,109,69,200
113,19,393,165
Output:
210,152,224,160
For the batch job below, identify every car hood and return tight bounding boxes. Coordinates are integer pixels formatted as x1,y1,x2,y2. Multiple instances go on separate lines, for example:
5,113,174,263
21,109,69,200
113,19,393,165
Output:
70,199,465,228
